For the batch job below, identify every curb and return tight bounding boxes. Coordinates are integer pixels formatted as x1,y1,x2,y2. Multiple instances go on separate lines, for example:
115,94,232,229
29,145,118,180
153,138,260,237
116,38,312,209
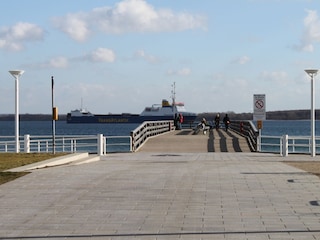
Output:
6,153,93,172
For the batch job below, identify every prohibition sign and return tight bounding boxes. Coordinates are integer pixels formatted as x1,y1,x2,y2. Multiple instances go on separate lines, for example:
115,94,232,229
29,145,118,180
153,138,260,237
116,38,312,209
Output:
255,99,264,109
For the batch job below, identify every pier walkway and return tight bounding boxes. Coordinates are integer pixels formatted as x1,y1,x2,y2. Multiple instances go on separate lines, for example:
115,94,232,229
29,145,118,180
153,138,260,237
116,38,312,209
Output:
1,134,320,239
139,128,251,153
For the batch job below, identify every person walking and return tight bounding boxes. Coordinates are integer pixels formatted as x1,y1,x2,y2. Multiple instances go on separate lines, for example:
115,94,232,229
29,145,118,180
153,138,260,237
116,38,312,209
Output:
214,114,220,130
223,114,230,132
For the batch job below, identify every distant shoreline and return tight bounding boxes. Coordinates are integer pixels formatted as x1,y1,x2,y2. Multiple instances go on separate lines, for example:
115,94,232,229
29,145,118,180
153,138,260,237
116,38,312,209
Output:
0,109,318,121
0,114,67,121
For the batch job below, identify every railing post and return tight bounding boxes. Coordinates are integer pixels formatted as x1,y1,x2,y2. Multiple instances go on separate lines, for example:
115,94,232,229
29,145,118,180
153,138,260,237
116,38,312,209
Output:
282,134,288,157
97,134,104,156
103,137,107,155
257,130,261,152
292,139,295,153
130,131,135,152
74,140,77,152
24,134,30,153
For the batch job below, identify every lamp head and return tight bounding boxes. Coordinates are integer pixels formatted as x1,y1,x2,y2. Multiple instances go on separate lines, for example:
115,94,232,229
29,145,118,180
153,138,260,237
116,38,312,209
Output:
305,69,318,76
9,70,24,78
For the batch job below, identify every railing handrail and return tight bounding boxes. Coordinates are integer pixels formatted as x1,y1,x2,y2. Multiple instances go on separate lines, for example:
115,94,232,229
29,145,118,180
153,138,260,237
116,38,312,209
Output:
0,134,105,154
0,121,175,154
131,120,174,151
229,120,259,152
259,134,320,156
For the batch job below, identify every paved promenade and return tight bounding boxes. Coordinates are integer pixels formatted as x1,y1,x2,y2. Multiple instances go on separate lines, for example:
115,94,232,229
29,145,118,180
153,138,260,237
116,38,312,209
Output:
1,151,320,239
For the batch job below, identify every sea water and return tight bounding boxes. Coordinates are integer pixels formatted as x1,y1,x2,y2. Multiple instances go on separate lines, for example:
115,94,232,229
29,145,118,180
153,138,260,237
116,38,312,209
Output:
0,121,141,153
258,120,320,154
260,120,317,136
0,120,318,137
0,120,318,153
0,121,140,136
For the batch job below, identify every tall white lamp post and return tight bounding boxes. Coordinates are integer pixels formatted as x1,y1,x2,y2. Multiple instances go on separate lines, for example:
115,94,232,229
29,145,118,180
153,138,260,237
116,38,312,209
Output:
305,69,318,157
9,70,24,153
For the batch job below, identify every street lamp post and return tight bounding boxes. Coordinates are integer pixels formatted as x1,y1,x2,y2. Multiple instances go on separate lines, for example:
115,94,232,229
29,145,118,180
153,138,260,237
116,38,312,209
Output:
305,69,318,157
9,70,24,153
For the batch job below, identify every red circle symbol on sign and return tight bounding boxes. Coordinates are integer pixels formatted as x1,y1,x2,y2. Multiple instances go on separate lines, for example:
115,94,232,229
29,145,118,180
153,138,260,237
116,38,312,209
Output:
255,100,264,109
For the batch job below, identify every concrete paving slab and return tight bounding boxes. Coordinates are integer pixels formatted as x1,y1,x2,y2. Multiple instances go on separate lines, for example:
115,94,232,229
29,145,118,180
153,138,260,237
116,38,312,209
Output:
0,152,320,239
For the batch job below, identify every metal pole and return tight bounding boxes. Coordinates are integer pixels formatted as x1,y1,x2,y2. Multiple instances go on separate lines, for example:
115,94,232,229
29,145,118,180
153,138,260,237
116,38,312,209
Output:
311,73,315,157
52,76,56,154
9,70,24,153
305,69,318,157
15,76,19,153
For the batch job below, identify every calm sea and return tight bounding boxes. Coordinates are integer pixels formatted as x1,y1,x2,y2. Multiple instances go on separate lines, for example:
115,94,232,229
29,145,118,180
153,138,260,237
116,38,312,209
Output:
0,120,319,137
259,120,320,136
0,121,140,136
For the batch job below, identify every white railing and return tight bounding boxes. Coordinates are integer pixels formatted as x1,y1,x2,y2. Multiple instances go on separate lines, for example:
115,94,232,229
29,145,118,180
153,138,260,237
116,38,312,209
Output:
0,134,132,155
0,120,174,154
131,120,174,151
258,135,320,156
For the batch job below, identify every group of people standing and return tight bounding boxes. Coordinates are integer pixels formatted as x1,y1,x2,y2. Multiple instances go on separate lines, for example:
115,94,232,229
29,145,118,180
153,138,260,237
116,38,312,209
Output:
214,113,230,131
174,113,184,130
176,112,230,132
200,113,229,132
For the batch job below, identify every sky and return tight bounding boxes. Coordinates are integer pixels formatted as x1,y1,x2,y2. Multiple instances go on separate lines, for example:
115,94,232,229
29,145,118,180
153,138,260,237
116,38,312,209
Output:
1,0,320,115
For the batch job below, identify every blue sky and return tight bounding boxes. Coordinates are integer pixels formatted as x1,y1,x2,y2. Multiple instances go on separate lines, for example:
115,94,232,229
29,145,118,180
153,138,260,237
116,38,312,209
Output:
1,0,320,115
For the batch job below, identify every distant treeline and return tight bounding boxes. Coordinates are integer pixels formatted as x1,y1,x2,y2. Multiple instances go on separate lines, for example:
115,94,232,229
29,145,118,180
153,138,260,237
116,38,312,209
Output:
0,109,317,121
0,114,67,121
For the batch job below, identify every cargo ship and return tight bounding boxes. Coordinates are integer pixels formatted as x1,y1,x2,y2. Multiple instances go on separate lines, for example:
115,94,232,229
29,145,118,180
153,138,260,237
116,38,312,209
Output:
66,99,197,124
66,84,197,124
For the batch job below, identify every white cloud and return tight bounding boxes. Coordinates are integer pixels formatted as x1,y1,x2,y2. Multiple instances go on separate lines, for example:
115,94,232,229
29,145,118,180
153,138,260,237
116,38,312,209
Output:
27,48,115,69
295,9,320,52
52,0,206,41
167,67,191,76
232,56,250,65
42,57,69,68
260,70,288,84
24,56,69,69
49,57,69,68
86,48,116,62
0,22,45,51
134,50,158,63
52,13,90,42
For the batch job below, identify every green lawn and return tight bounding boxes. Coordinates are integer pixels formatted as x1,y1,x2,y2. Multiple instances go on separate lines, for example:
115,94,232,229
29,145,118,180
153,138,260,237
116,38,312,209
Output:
0,153,67,185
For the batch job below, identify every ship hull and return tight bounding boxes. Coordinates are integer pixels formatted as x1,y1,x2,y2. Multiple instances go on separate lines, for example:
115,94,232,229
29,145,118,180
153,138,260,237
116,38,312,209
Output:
67,114,196,124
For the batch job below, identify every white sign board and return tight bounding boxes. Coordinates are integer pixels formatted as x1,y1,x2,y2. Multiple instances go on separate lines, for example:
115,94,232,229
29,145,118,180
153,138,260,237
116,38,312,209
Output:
253,94,266,120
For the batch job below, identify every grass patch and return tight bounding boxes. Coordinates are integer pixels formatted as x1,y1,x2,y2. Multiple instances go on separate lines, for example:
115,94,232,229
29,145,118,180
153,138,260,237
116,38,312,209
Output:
286,161,320,178
0,153,68,185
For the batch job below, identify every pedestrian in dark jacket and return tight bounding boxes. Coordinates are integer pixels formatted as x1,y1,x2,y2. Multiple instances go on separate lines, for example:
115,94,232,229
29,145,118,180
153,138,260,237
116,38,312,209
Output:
223,114,230,132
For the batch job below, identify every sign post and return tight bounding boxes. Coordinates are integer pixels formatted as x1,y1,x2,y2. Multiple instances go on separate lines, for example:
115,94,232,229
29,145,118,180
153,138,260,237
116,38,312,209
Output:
253,94,266,121
253,94,266,152
52,76,58,154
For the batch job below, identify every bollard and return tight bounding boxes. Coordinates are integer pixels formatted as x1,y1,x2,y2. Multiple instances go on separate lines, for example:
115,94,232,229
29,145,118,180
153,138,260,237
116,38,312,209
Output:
97,134,104,156
282,134,288,157
24,134,30,153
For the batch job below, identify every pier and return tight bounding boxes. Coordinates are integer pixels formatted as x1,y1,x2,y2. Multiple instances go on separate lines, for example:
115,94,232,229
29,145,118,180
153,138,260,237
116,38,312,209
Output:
2,124,320,239
139,128,251,153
